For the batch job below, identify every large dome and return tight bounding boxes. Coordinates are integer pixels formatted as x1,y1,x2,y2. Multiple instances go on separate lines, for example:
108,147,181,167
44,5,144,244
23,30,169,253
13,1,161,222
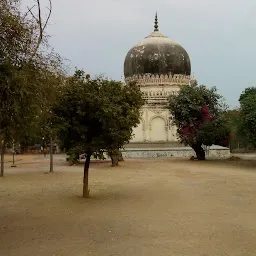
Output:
124,15,191,78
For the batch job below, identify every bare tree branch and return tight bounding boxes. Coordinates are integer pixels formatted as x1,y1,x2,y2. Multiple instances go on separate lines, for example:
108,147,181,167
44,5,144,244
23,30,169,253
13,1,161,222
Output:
24,5,36,20
37,0,43,40
42,0,52,32
29,0,52,62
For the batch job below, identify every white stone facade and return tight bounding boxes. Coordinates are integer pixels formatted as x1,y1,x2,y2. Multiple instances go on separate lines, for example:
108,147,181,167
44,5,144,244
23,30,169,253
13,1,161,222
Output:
126,74,191,143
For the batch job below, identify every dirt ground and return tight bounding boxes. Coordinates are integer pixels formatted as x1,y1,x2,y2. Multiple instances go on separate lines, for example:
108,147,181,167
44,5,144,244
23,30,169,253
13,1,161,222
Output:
0,154,256,256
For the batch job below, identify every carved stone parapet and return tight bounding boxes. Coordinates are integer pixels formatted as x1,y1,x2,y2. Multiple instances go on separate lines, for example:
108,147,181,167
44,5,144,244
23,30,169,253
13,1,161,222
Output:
125,73,191,86
140,90,179,107
142,90,178,97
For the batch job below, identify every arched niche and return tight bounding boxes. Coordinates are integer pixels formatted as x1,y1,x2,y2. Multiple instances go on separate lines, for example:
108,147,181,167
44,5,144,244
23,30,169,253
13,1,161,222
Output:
149,116,167,142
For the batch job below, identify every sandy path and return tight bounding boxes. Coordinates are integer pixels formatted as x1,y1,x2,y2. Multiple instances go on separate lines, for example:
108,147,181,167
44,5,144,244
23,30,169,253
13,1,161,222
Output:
0,155,256,256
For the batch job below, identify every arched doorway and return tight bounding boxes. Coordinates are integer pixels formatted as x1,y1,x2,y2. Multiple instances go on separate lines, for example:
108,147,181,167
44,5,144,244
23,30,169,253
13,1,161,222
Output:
150,117,167,142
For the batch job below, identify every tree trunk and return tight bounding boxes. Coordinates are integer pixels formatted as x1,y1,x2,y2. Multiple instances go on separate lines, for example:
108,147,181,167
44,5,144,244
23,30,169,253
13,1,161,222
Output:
191,144,206,160
11,152,16,168
83,153,91,198
111,154,119,167
109,149,120,167
0,141,5,177
49,137,53,172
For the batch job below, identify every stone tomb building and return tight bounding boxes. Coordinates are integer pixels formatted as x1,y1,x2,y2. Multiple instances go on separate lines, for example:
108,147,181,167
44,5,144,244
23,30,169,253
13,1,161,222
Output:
124,14,192,144
122,15,230,158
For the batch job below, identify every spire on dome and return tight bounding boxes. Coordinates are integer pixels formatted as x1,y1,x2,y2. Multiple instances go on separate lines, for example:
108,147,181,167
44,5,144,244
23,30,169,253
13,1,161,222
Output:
154,12,159,31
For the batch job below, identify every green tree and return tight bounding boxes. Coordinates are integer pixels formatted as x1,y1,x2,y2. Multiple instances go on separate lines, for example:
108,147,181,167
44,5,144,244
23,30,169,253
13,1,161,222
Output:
0,0,63,176
168,85,230,160
223,109,251,151
52,70,144,197
239,87,256,148
38,75,64,173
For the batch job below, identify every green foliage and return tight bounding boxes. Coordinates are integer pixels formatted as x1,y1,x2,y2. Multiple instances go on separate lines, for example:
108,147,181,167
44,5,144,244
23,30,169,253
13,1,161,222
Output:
0,0,64,146
52,70,144,159
222,109,251,151
168,85,230,147
197,115,230,146
0,64,39,142
239,87,256,147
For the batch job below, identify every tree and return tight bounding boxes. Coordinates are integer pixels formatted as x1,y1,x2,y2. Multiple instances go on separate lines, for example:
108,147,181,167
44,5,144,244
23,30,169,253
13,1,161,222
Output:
239,87,256,148
0,0,53,65
38,70,65,173
0,64,44,175
52,70,144,197
223,109,251,151
168,85,231,160
0,0,63,176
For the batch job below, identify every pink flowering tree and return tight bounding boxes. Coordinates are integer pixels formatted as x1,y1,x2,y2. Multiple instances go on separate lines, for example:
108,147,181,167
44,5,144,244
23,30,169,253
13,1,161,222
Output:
168,85,231,160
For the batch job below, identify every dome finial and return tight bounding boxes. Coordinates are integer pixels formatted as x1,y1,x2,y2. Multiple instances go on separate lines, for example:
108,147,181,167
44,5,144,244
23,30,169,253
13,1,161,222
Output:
154,12,159,31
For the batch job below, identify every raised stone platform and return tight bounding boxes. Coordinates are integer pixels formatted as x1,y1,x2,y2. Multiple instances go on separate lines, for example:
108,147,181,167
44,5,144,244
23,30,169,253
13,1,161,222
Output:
121,145,230,159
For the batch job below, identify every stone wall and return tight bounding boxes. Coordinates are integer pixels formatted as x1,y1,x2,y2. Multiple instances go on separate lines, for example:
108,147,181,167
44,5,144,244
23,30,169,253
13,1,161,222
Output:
127,73,198,144
121,146,230,159
131,107,177,143
131,82,180,143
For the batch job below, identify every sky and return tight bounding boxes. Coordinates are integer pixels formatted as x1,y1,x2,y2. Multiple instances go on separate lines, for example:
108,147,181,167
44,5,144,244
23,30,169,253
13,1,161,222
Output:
21,0,256,108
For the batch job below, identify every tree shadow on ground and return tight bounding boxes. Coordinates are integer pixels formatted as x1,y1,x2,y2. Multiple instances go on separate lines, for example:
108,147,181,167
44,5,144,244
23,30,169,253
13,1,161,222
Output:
166,156,256,172
193,157,256,171
58,189,140,208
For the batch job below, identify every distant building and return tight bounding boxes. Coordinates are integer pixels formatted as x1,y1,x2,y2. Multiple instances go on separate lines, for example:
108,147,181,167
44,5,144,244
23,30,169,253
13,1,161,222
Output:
124,14,195,143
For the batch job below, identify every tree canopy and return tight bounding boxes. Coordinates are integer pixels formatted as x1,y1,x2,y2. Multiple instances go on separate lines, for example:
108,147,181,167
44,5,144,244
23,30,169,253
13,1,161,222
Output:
239,87,256,148
0,0,64,176
168,85,231,160
222,109,252,151
52,70,144,197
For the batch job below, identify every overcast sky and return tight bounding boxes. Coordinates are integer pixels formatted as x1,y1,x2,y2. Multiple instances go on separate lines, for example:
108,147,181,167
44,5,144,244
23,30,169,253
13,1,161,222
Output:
22,0,256,108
